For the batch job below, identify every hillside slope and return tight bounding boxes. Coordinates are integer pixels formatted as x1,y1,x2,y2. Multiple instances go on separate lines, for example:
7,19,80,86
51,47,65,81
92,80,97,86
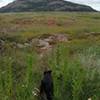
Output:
0,0,96,12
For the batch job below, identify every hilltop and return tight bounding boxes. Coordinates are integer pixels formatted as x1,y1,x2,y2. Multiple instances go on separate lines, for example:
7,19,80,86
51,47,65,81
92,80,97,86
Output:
0,0,96,12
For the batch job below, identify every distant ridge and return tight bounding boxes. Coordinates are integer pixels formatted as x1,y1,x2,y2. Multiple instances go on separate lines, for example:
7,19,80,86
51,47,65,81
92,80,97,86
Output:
0,0,96,12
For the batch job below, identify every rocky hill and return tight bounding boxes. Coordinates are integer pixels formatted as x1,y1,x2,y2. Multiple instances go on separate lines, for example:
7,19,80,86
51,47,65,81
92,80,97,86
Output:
0,0,96,12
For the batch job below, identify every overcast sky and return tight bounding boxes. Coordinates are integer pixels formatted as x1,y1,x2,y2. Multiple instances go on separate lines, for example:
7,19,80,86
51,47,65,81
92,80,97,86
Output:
67,0,100,11
0,0,100,11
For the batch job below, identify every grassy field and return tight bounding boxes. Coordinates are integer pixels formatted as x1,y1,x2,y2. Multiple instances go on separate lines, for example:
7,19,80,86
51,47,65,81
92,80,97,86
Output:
0,12,100,42
0,12,100,100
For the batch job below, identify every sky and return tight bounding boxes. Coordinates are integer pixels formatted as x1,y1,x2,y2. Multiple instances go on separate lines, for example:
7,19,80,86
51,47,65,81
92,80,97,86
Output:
67,0,100,11
0,0,100,11
0,0,13,8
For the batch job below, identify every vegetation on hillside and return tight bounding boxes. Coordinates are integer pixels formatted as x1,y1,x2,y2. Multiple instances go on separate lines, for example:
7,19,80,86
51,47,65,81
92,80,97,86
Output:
0,0,95,12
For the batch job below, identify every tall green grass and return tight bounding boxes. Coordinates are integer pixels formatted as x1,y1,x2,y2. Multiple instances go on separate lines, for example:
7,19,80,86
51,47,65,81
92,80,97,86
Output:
0,40,100,100
48,42,100,100
0,12,100,100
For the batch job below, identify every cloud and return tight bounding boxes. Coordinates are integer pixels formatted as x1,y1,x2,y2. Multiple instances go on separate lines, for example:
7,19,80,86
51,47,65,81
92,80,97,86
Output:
67,0,100,4
0,0,13,8
66,0,100,11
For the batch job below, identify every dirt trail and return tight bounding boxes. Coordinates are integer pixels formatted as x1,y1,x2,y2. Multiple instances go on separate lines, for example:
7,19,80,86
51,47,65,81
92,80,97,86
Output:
0,33,69,56
31,34,68,55
1,32,100,56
